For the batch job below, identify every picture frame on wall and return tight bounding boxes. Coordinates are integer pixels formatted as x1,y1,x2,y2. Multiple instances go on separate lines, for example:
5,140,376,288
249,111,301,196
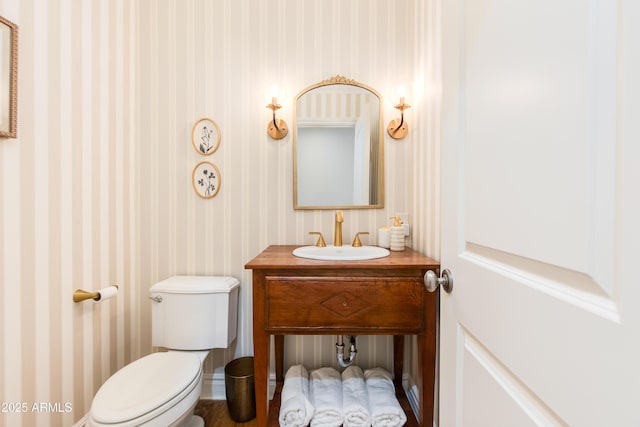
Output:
192,161,221,199
0,15,18,139
191,117,220,155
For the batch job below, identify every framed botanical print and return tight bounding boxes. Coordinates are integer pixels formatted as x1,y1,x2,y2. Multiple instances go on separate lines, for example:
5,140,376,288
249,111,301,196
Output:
0,15,18,139
192,161,221,199
191,118,220,155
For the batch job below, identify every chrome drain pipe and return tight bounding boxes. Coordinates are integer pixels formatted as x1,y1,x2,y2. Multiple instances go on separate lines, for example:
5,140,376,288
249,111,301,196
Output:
336,335,357,368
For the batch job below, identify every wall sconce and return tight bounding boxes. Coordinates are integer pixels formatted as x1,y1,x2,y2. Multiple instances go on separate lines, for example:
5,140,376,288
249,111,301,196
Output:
387,86,411,140
266,86,288,140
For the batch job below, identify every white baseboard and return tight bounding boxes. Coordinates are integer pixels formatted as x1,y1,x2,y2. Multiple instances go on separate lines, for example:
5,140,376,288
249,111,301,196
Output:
403,373,439,427
200,371,277,401
73,415,88,427
402,373,421,422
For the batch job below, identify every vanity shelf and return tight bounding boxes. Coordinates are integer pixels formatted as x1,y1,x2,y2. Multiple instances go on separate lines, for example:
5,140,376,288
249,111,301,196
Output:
245,245,439,427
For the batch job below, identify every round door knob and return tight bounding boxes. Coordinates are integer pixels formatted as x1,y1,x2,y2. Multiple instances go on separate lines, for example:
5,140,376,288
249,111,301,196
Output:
424,269,453,293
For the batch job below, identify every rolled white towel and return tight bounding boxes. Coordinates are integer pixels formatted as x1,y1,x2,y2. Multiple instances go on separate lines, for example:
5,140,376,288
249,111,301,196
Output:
279,365,315,427
309,367,344,427
364,367,407,427
341,366,371,427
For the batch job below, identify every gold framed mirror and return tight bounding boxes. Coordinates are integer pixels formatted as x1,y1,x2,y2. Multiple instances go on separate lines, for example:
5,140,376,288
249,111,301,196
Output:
0,15,17,139
293,75,384,210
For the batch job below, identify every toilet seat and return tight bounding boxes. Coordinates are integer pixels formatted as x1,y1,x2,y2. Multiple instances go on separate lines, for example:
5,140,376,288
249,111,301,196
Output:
89,352,203,426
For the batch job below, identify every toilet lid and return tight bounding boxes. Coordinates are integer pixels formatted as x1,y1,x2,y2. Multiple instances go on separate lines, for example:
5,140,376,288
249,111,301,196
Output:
91,352,202,424
150,275,240,294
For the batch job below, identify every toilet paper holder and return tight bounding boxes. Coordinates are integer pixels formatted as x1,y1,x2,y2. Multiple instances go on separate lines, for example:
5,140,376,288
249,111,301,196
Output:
73,285,119,303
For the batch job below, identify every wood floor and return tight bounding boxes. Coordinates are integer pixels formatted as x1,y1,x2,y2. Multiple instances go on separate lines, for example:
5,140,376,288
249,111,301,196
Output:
195,400,257,427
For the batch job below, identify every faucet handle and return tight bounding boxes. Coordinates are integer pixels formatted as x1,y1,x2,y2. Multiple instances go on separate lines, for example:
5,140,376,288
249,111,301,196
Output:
309,232,327,247
352,232,370,247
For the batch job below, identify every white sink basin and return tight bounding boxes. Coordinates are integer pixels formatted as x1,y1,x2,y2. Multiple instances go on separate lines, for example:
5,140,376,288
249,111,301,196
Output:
292,245,390,261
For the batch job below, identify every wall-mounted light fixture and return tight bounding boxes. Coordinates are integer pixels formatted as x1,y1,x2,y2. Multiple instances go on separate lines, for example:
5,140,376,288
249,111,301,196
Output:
387,86,411,140
266,86,288,140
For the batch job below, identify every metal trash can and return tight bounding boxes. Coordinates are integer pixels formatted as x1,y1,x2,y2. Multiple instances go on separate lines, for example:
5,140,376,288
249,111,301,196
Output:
225,356,256,422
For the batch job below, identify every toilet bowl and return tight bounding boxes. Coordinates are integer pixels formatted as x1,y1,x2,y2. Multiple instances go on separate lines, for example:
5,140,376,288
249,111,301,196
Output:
88,276,240,427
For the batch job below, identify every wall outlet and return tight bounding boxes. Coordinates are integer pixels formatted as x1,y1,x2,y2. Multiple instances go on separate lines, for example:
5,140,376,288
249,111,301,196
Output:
398,213,410,236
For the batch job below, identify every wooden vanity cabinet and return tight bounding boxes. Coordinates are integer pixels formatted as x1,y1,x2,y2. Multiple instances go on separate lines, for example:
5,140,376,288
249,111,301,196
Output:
245,245,439,427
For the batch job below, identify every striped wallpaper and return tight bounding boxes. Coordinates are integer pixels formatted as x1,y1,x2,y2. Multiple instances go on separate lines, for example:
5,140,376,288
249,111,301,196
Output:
0,0,440,426
0,0,138,426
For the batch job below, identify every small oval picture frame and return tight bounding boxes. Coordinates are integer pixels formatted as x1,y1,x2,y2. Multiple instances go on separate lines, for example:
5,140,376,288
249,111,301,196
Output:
192,161,221,199
191,117,221,155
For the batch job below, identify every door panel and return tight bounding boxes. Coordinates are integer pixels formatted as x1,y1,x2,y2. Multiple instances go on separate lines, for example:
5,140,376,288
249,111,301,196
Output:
460,327,565,427
463,0,615,280
440,0,640,425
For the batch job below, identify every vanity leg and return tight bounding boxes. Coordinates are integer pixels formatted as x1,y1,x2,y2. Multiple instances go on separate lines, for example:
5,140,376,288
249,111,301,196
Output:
393,335,404,387
275,335,285,384
253,328,270,427
418,290,438,427
253,274,270,427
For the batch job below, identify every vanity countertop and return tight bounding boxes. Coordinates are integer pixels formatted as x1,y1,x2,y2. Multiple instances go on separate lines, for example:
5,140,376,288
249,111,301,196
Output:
245,245,439,270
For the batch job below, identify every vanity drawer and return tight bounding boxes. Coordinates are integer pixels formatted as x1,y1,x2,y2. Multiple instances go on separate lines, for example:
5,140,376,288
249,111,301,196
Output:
264,276,424,332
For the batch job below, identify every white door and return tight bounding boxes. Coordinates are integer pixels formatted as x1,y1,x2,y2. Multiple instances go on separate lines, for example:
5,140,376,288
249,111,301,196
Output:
440,1,640,426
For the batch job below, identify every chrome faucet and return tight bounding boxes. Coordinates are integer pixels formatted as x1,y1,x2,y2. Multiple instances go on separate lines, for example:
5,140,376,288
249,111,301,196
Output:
334,210,344,246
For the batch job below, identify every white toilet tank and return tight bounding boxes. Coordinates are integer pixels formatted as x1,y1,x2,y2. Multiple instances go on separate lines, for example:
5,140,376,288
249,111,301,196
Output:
150,276,240,350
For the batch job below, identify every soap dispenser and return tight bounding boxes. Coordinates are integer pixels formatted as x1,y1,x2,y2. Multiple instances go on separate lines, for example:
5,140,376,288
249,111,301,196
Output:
389,216,405,251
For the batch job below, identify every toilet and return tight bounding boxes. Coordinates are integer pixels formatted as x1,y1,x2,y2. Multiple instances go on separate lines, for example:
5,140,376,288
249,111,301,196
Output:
88,276,240,427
